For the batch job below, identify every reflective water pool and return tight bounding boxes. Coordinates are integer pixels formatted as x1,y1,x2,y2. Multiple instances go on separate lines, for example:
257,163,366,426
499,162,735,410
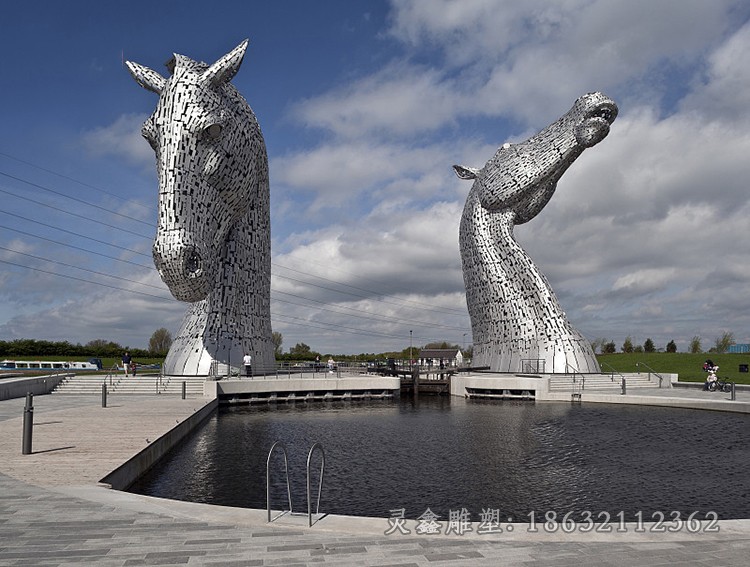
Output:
129,398,750,521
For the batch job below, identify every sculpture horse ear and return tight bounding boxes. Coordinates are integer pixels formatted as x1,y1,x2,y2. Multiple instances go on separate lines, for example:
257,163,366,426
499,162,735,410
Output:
453,165,480,180
202,39,249,87
126,61,166,94
125,38,249,94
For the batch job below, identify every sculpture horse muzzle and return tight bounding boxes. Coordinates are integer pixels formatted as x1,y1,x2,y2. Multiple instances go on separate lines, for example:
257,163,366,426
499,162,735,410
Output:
460,92,618,225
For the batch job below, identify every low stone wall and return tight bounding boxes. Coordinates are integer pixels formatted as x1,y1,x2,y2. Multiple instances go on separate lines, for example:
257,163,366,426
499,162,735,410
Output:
100,398,218,490
205,375,401,400
0,374,69,401
451,374,547,398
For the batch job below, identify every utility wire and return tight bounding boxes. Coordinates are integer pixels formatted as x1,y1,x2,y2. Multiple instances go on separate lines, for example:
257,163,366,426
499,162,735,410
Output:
0,223,153,270
0,151,155,214
0,193,152,240
0,245,165,291
0,259,173,301
272,290,468,331
0,169,154,227
0,154,470,328
272,262,467,316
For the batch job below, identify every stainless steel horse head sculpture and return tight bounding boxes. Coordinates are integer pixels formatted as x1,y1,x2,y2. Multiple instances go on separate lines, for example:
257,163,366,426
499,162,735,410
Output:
454,92,618,374
127,40,274,376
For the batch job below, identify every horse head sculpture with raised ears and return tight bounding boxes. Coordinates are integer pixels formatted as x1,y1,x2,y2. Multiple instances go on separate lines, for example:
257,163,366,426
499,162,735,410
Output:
454,92,618,374
127,40,275,376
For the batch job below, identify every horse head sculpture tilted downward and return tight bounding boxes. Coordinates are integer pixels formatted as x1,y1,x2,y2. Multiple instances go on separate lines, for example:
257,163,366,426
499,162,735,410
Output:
454,92,618,374
127,40,274,376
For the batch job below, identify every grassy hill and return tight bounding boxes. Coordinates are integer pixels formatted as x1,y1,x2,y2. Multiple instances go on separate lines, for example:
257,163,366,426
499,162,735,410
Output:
596,353,750,384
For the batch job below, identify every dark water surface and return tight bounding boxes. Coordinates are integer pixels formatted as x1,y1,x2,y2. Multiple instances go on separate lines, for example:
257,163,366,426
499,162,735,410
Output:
129,398,750,521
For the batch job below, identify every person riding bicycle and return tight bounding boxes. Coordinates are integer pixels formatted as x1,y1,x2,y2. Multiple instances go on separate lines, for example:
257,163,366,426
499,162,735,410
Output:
703,361,719,390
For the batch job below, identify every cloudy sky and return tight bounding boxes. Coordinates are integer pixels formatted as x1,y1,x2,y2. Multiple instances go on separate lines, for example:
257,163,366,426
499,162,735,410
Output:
1,0,749,355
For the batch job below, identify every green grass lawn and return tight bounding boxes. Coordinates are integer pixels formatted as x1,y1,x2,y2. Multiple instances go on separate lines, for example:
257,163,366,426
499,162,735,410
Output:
596,352,750,384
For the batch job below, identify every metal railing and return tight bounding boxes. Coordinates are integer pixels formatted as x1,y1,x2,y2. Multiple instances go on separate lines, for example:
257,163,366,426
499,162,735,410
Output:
306,443,325,527
636,361,665,387
266,441,326,527
266,441,293,522
565,363,585,392
599,361,625,382
520,359,546,374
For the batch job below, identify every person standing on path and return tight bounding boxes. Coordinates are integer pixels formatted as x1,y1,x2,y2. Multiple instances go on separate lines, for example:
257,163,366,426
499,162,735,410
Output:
122,352,132,377
243,353,252,377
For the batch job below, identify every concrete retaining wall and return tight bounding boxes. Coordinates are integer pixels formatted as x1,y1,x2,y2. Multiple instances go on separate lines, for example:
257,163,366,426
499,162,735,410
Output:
205,376,401,399
0,374,69,400
100,398,218,490
451,374,548,398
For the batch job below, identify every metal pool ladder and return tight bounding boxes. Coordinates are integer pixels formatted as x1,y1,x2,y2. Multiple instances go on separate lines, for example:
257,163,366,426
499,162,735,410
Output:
266,441,326,527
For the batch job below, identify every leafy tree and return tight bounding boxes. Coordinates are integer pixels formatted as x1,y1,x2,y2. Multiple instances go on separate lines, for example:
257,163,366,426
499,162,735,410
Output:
590,338,606,354
602,341,616,354
643,338,655,353
423,341,460,350
665,340,677,353
621,336,634,354
689,336,702,354
289,342,312,356
713,331,735,354
272,332,283,356
634,345,644,353
148,328,172,356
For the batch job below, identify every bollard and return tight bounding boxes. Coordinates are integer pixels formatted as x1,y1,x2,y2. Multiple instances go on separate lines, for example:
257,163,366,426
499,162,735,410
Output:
102,383,107,408
621,377,626,395
731,382,736,401
22,393,33,455
182,381,186,400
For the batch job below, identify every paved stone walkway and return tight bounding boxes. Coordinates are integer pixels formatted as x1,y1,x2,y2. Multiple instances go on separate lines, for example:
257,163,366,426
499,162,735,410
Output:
1,392,750,566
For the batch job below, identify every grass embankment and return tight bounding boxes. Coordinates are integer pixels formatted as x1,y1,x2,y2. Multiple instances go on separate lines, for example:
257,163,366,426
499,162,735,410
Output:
596,353,750,384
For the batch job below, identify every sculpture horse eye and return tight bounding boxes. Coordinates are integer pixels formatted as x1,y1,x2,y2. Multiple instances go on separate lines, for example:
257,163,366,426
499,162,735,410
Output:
204,123,222,140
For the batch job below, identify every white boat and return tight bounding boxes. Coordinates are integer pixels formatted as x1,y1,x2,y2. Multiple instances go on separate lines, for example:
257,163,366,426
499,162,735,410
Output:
0,359,101,371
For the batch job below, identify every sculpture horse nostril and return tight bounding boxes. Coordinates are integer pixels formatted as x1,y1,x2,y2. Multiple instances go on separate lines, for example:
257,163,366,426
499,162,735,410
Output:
183,249,203,278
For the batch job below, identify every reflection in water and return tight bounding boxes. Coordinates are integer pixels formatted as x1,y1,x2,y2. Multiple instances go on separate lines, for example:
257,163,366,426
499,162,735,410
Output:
129,398,750,520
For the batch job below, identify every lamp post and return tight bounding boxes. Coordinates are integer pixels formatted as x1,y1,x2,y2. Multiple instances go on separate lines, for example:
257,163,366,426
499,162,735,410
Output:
462,333,467,368
409,330,413,370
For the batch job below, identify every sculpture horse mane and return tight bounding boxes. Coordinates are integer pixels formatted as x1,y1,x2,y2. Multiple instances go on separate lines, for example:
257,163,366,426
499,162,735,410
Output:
454,92,617,373
127,40,274,376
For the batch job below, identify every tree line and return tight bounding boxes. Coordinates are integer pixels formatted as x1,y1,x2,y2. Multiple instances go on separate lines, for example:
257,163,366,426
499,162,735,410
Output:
591,331,738,355
1,328,173,359
275,337,470,363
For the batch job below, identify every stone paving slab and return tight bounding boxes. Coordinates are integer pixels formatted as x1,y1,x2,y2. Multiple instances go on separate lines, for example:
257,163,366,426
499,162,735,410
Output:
1,393,750,565
0,393,212,487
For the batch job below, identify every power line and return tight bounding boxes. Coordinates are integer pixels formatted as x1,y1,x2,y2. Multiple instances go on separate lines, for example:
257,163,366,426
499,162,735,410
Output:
0,192,152,240
0,211,152,260
0,169,154,228
0,223,153,270
2,257,455,344
0,259,174,301
0,154,470,333
0,245,166,291
272,290,468,331
272,262,467,316
0,151,155,214
0,227,468,335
